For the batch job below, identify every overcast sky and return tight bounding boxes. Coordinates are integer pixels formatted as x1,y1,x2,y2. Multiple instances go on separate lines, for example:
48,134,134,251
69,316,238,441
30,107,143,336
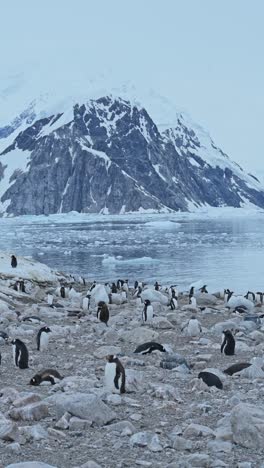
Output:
1,0,263,172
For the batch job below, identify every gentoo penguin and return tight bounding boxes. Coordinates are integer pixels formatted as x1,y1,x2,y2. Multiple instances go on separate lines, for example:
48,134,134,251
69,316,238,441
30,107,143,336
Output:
154,281,160,291
189,296,197,307
134,342,167,355
37,326,52,351
12,339,29,369
22,316,42,324
0,331,9,342
104,283,111,295
90,281,97,291
11,255,17,268
29,369,63,386
82,296,89,310
169,289,178,310
97,301,109,326
111,283,118,294
221,330,235,356
244,291,255,301
105,355,126,394
122,280,129,293
198,371,223,390
134,280,139,290
223,362,251,376
60,286,66,299
256,291,264,304
224,289,233,302
199,285,208,293
142,300,154,322
189,286,194,301
182,316,202,336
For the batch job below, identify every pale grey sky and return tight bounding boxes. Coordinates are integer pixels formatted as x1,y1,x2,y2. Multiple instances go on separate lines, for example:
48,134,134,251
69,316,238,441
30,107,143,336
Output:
1,0,263,172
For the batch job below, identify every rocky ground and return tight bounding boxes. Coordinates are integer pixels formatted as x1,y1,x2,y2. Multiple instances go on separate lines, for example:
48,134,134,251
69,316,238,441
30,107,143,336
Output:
0,255,264,468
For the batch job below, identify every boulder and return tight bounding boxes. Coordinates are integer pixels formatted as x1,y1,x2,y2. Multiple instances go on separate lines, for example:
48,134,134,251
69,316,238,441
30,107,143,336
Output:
9,402,49,421
120,327,159,343
52,393,116,426
231,403,264,448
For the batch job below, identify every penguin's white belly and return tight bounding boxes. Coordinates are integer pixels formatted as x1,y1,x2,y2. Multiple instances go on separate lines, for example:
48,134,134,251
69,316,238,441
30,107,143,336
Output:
40,333,50,351
143,305,153,321
136,297,142,306
105,362,119,393
82,297,89,310
172,298,178,309
12,345,17,366
47,294,53,305
187,321,200,336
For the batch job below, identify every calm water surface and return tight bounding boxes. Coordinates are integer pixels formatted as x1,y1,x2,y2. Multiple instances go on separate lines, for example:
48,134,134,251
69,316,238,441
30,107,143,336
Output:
1,213,264,292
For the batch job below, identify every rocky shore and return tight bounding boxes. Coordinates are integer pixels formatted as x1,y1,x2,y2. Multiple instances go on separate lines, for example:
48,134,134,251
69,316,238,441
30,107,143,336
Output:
0,253,264,468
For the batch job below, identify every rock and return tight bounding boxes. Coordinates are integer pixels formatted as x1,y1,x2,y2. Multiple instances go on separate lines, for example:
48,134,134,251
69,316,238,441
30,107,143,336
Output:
77,462,102,468
120,327,159,343
0,418,18,441
183,423,214,438
13,393,41,408
55,412,71,430
214,426,233,441
130,431,163,451
105,420,136,434
208,440,233,453
6,442,21,453
19,424,49,441
52,393,116,426
239,363,264,379
149,383,182,402
9,402,49,421
196,294,218,306
171,435,192,450
141,289,168,305
151,317,173,329
5,464,57,468
106,394,123,406
69,417,91,431
171,453,210,467
93,345,121,359
231,403,264,448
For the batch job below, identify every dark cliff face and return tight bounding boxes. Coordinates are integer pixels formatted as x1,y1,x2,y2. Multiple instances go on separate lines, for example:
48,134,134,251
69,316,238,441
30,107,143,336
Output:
0,96,264,216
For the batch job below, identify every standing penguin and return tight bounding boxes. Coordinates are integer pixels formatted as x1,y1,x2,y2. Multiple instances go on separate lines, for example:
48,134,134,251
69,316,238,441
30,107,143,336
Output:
169,289,178,310
12,339,29,369
224,289,233,302
181,316,202,336
97,301,109,326
154,281,160,291
142,300,154,322
189,286,194,301
60,286,66,299
189,296,197,307
221,330,235,356
111,283,118,294
37,326,52,351
199,285,208,293
11,255,17,268
105,355,126,394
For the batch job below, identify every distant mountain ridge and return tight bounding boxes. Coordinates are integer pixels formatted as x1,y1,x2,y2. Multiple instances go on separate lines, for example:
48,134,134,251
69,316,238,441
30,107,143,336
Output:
0,94,263,216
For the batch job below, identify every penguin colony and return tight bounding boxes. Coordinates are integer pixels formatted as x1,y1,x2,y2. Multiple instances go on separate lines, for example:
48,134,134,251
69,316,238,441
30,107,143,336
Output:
1,264,264,466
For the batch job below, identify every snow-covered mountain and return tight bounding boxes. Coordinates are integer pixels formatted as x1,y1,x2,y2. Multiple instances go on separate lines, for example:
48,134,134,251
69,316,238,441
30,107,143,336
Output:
0,90,263,216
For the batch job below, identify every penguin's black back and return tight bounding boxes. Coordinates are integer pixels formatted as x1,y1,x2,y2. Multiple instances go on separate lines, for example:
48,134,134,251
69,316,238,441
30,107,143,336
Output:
14,339,29,369
224,362,251,376
134,342,166,354
198,371,223,390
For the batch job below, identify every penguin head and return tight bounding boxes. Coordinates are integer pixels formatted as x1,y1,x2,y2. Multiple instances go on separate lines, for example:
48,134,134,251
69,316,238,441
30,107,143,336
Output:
144,300,151,306
223,329,233,338
29,375,41,386
43,327,51,333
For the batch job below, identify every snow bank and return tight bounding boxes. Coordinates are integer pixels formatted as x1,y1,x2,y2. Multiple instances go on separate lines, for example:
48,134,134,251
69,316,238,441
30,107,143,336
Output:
0,252,57,283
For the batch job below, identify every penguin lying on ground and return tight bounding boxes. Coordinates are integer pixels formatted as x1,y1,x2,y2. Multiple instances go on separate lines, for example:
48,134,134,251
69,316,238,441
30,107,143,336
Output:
134,342,168,355
29,369,63,385
12,339,29,369
21,316,43,324
105,355,126,394
198,371,223,390
223,362,251,376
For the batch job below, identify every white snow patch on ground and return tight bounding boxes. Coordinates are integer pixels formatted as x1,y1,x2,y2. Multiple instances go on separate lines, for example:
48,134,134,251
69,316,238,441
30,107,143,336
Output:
153,164,167,182
0,252,57,282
